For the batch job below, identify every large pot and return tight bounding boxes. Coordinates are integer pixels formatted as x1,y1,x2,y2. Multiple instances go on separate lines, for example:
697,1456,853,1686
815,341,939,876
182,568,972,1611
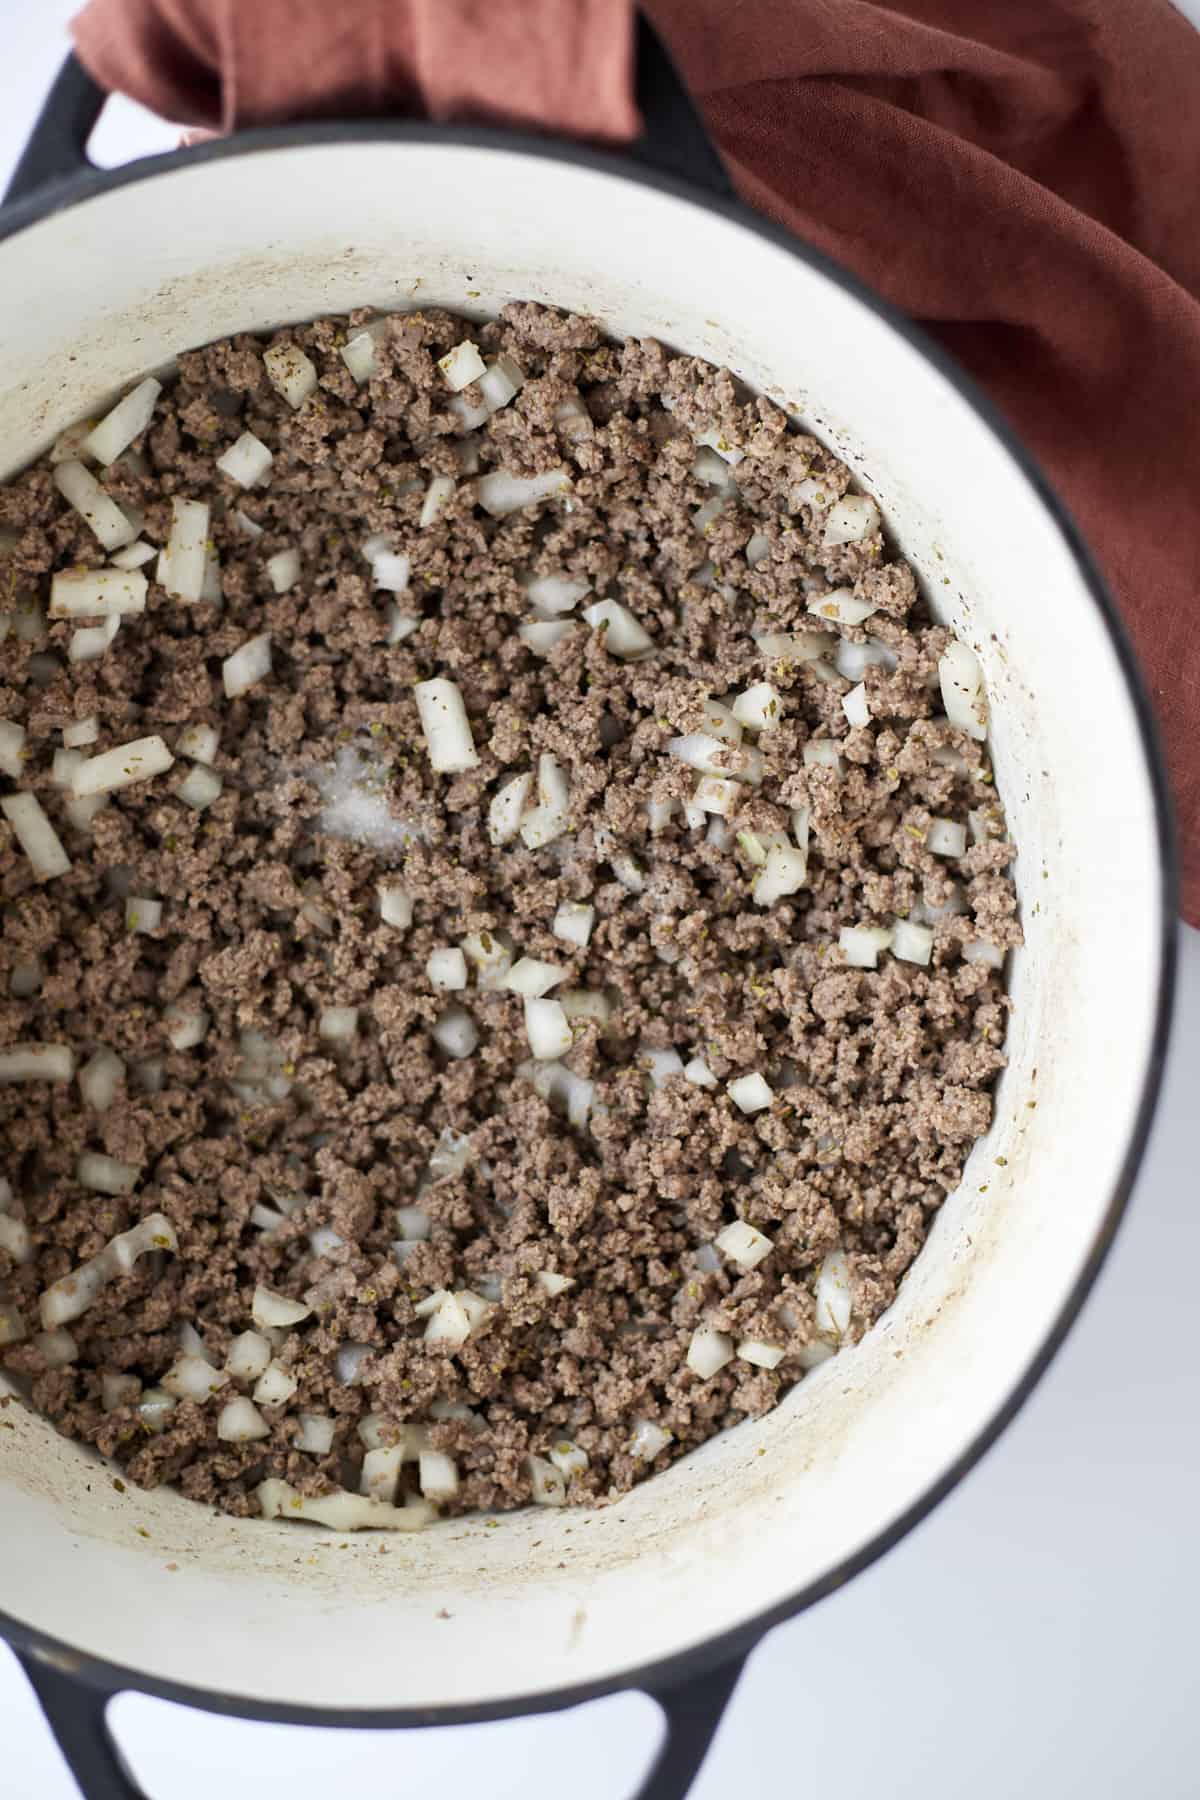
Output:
0,28,1176,1800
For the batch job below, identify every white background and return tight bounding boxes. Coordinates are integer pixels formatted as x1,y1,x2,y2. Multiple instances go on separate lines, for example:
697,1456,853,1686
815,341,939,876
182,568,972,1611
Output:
1,4,1198,1794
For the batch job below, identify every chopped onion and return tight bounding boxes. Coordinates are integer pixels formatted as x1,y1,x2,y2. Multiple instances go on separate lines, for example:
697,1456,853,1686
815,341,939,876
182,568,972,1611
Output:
319,1005,359,1041
892,918,934,966
839,925,893,969
414,677,478,773
423,1291,472,1347
177,763,223,812
395,1206,431,1242
835,637,896,682
167,1002,210,1050
527,1453,567,1506
823,495,880,546
420,475,455,528
371,550,411,594
687,1325,734,1379
731,682,781,732
752,842,808,906
62,716,99,749
1,793,70,880
266,547,300,594
726,1073,774,1114
82,377,161,466
628,1420,672,1462
0,1301,26,1346
217,431,273,489
558,989,611,1025
477,467,571,517
254,1361,298,1406
296,1412,336,1455
217,1396,269,1442
553,901,594,949
69,616,121,663
693,495,726,532
555,394,592,440
53,460,137,551
842,681,871,729
438,339,486,392
519,618,574,655
806,589,877,627
526,573,589,617
0,719,25,777
163,1354,227,1401
716,1218,774,1270
789,475,833,510
39,1212,177,1328
0,1213,31,1263
49,567,147,619
136,1388,176,1433
341,329,380,382
525,997,572,1061
506,957,566,998
379,883,414,929
535,1270,575,1298
738,1338,785,1369
754,629,830,663
156,497,210,603
939,639,988,740
258,1478,434,1532
79,1046,123,1110
0,1042,74,1084
963,939,1005,970
388,606,420,644
102,1372,142,1411
10,960,41,999
50,420,94,465
815,1248,853,1338
693,774,738,817
135,1058,164,1095
125,895,162,934
227,1330,272,1383
548,1438,589,1478
333,1342,372,1385
803,740,843,773
692,446,739,494
447,392,489,431
520,751,571,848
745,530,771,566
308,1224,342,1256
479,352,525,413
695,426,744,465
64,792,107,832
432,1006,478,1059
72,738,173,805
32,1326,77,1366
427,947,468,991
683,1055,717,1088
643,1046,684,1088
461,933,512,988
264,342,318,409
222,633,272,699
252,1285,311,1330
77,1150,139,1195
488,771,533,845
582,598,653,659
418,1449,460,1501
361,1445,404,1501
927,817,968,858
667,733,762,784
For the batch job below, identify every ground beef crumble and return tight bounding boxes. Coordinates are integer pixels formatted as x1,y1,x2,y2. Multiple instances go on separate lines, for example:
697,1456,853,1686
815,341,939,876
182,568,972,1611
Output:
0,301,1019,1525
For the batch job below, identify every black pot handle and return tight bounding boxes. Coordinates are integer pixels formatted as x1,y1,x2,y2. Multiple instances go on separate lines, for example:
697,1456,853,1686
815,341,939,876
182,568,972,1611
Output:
4,16,730,211
18,1642,745,1800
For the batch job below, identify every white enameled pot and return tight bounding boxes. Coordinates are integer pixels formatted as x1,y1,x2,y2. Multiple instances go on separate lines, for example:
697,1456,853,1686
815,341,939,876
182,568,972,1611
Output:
0,34,1175,1800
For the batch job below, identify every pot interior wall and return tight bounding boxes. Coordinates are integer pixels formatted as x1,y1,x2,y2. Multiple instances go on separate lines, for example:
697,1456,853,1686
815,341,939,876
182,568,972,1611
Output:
0,141,1167,1711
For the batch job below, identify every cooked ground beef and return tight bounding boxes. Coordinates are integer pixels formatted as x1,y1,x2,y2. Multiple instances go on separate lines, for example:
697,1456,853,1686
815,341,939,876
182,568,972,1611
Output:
0,300,1019,1525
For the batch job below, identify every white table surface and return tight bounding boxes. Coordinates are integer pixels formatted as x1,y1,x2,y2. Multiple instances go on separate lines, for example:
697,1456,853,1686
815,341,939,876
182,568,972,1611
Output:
1,4,1198,1794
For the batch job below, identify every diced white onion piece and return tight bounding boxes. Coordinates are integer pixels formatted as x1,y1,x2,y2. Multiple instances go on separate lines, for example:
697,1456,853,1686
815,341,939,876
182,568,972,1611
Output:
892,918,935,965
308,1224,342,1256
319,1005,359,1041
839,925,893,969
461,933,512,989
732,682,781,733
264,342,318,408
63,792,107,833
726,1073,775,1115
296,1413,336,1455
82,378,161,467
687,1325,735,1379
823,495,880,546
628,1420,673,1462
414,677,478,773
519,618,574,655
125,895,162,934
693,495,726,532
424,1291,472,1347
488,771,533,845
1,793,70,880
333,1343,373,1387
361,1445,404,1502
136,1388,176,1433
250,1202,285,1233
0,1213,31,1263
745,530,771,567
835,637,897,681
694,426,744,465
478,467,571,517
448,392,490,431
217,431,273,490
254,1361,298,1406
135,1058,164,1095
39,1212,176,1328
227,1330,272,1382
716,1218,774,1270
520,751,571,849
806,588,877,627
251,1285,311,1329
78,1046,122,1110
553,901,594,949
692,446,738,494
667,734,761,784
815,1248,853,1338
643,1046,684,1088
413,1290,448,1320
683,1055,717,1088
420,475,455,528
49,567,147,619
753,843,808,906
506,957,566,998
432,1007,478,1058
438,339,486,392
535,1271,575,1299
222,633,272,699
217,1396,270,1442
754,629,830,662
582,598,653,660
963,939,1005,970
0,719,25,777
371,550,411,594
648,796,677,834
162,1354,227,1401
156,497,210,602
789,475,833,510
32,1325,75,1365
62,716,99,749
418,1449,460,1501
176,763,223,812
53,461,137,551
395,1207,430,1242
387,606,420,644
803,740,843,772
0,1300,27,1346
77,1150,139,1195
0,1041,74,1085
265,547,300,594
50,420,94,465
429,1126,472,1180
341,329,379,382
68,616,121,663
548,1438,589,1478
526,573,588,617
427,947,468,991
232,508,264,540
527,1454,567,1506
525,997,572,1061
554,394,592,440
258,1478,434,1532
71,735,174,797
477,355,523,414
379,884,413,929
927,817,968,858
558,989,611,1025
693,774,738,817
842,681,871,729
939,639,988,740
738,1338,785,1370
102,1372,142,1411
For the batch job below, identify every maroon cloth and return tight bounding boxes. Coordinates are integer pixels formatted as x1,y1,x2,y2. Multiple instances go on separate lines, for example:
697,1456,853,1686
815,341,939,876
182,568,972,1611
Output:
72,0,1200,919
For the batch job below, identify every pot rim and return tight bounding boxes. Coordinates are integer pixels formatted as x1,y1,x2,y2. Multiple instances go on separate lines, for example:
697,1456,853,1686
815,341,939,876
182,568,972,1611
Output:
0,114,1179,1729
